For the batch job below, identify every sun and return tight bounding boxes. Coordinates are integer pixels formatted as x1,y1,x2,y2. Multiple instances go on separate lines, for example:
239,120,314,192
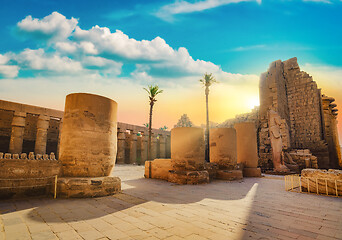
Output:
247,97,260,110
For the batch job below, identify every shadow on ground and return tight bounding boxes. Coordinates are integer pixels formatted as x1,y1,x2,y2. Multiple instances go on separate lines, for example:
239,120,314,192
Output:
15,177,259,223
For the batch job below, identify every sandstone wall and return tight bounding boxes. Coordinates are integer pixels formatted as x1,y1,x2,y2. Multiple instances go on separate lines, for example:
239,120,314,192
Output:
258,58,340,170
0,99,171,164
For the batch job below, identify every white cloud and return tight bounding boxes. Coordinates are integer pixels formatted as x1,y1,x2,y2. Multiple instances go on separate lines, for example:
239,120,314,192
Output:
155,0,261,21
14,48,82,73
231,44,266,52
82,56,122,75
17,11,78,41
7,12,258,85
0,54,19,78
0,65,19,78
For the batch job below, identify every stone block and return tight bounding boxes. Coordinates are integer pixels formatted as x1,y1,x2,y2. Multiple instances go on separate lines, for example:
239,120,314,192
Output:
243,168,261,177
216,170,243,181
167,170,209,185
144,159,172,180
56,176,121,198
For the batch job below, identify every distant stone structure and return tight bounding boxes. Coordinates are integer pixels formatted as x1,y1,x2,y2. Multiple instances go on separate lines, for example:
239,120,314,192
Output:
219,58,341,172
259,57,341,170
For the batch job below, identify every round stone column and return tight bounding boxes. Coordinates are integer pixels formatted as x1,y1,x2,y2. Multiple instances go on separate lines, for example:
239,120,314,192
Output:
171,127,205,165
235,122,261,177
57,93,121,198
9,112,26,154
116,129,126,164
210,128,237,169
35,115,50,155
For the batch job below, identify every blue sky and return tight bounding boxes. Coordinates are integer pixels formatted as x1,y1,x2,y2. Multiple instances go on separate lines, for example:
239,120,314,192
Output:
0,0,341,141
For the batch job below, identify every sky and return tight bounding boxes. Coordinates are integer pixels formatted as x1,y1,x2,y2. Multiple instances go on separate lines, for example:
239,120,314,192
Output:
0,0,341,144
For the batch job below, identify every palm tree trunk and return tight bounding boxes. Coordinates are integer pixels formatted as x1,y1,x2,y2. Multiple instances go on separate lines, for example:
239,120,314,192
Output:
205,87,210,162
148,102,154,160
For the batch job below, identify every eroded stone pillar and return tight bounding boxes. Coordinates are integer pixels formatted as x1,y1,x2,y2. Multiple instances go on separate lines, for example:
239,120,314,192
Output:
9,112,26,154
57,93,121,198
235,122,261,177
159,135,166,158
35,115,50,155
57,119,63,158
210,128,237,169
151,133,157,160
141,133,148,163
129,131,137,164
116,129,126,164
166,135,171,158
171,127,205,165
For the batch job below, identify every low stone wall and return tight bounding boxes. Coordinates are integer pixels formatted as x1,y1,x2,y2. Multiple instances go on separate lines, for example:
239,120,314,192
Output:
0,152,61,199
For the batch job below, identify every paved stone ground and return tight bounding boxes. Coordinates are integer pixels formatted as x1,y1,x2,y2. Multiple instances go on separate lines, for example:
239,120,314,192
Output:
0,165,341,240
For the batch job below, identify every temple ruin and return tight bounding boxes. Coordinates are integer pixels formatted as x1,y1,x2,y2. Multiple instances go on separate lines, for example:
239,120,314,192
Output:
259,57,341,171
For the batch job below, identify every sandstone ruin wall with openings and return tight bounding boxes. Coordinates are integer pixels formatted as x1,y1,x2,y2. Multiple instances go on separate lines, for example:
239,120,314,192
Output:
0,99,171,164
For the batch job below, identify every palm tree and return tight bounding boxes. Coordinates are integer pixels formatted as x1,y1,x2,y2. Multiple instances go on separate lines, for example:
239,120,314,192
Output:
144,85,163,160
199,73,217,162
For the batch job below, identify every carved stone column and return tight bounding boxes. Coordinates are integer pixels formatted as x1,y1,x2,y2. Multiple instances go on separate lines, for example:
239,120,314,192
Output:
116,129,126,164
9,111,26,154
34,115,50,155
159,135,166,158
166,135,171,158
129,131,137,164
57,118,63,157
141,133,148,163
151,133,157,160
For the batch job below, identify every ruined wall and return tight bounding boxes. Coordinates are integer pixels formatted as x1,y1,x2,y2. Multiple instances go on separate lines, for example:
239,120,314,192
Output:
0,99,171,164
258,57,340,169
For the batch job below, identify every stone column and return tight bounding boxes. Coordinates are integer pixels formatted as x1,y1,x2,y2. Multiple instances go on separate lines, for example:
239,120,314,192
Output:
141,133,148,163
166,135,171,158
159,135,166,158
151,133,158,160
57,118,63,157
129,131,137,164
210,128,237,169
9,111,26,154
235,122,261,177
171,127,205,164
58,93,120,198
116,129,126,164
35,115,50,155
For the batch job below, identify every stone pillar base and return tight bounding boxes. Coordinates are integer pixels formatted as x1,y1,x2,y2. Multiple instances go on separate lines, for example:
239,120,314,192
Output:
57,176,121,198
243,168,261,177
216,170,243,181
168,170,209,185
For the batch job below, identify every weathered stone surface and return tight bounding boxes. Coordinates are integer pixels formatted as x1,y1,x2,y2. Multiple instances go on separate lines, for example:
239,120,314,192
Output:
167,170,209,185
243,167,261,177
0,158,61,199
204,162,219,180
144,159,172,180
216,170,243,181
301,169,342,195
57,176,121,198
235,122,259,169
258,57,341,170
171,127,205,164
210,128,237,169
59,93,118,177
